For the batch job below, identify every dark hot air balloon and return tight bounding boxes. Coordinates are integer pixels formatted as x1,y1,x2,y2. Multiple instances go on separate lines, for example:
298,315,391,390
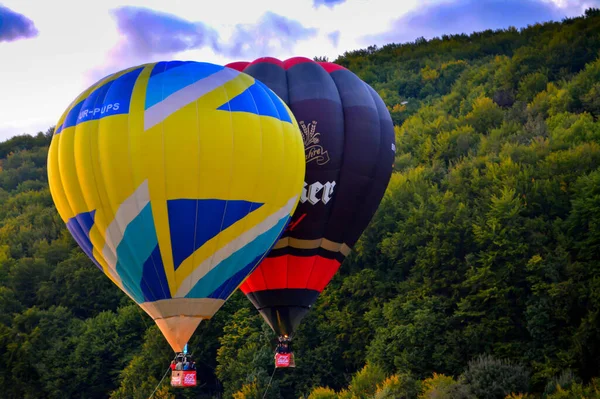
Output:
226,56,395,348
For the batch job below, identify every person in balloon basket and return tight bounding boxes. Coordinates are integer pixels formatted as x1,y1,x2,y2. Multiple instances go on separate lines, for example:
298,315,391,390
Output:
275,336,293,355
275,336,290,353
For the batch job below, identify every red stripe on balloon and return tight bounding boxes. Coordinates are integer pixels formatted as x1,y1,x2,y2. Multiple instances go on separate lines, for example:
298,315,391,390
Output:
227,57,346,74
282,57,314,70
249,57,284,68
317,62,347,73
225,61,250,71
240,255,341,293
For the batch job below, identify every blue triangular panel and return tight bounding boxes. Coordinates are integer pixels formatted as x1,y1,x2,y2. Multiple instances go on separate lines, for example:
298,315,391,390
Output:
223,201,264,228
146,62,224,110
66,210,102,270
140,244,171,302
255,80,293,124
217,85,259,113
167,199,264,270
149,60,186,78
216,83,292,123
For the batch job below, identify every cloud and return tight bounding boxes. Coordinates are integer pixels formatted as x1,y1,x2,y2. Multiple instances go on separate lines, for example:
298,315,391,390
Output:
225,11,318,58
109,6,221,59
88,7,317,81
328,30,341,47
550,0,600,13
362,0,600,46
87,6,222,83
0,4,39,43
313,0,347,8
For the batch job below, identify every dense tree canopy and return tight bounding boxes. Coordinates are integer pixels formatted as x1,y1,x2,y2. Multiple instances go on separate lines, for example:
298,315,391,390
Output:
1,8,600,399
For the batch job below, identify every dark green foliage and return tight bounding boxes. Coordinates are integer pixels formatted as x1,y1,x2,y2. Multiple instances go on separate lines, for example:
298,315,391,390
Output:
2,9,600,399
0,130,52,159
517,72,549,103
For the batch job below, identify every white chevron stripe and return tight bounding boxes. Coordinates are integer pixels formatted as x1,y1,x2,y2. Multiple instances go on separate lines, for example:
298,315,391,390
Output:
101,180,150,283
144,68,239,130
175,195,298,298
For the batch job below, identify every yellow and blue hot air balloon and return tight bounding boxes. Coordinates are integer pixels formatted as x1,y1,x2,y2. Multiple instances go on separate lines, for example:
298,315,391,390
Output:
47,60,306,352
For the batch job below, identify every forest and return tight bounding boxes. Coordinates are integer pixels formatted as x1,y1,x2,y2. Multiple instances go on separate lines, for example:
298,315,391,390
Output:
2,7,600,399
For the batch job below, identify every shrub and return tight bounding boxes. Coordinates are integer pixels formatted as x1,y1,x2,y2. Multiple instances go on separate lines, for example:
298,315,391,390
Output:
504,393,536,399
374,374,420,399
545,379,600,399
347,363,387,399
233,382,261,399
544,370,578,397
307,387,339,399
337,389,352,399
419,373,474,399
460,355,530,399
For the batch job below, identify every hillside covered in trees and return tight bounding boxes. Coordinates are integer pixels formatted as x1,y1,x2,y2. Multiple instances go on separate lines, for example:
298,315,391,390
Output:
2,8,600,399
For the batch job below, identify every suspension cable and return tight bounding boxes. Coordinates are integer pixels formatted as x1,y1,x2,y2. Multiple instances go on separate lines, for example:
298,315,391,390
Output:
261,366,277,399
148,362,173,399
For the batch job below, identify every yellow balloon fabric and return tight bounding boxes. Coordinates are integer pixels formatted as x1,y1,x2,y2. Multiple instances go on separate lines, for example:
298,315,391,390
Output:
47,61,305,352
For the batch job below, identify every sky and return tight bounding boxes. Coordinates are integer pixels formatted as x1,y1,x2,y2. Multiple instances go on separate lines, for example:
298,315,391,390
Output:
0,0,598,141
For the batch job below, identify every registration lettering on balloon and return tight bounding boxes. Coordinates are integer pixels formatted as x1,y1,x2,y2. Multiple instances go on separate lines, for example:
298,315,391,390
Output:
77,103,121,121
299,120,330,165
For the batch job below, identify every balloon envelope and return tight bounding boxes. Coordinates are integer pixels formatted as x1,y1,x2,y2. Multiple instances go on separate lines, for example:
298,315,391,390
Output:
227,57,395,336
47,60,305,351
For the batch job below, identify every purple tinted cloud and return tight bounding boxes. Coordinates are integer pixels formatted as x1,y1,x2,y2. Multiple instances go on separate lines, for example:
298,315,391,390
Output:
107,7,316,60
328,30,340,47
0,5,39,43
313,0,347,8
363,0,600,46
88,7,317,83
109,6,220,57
224,11,318,58
88,6,221,83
